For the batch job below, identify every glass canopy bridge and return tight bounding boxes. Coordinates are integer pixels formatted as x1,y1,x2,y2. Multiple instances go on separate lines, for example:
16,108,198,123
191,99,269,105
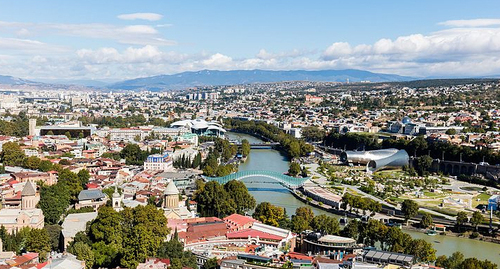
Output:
203,170,309,189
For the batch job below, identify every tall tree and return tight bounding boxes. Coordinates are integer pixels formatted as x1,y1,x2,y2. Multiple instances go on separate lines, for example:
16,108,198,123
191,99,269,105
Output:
405,238,436,263
0,142,26,166
470,211,484,231
456,211,468,232
401,200,419,225
70,242,94,269
420,212,433,228
295,207,314,224
24,156,41,170
194,181,236,218
311,215,340,235
241,139,251,157
288,162,301,177
224,180,256,214
252,202,286,227
291,216,310,233
25,228,51,262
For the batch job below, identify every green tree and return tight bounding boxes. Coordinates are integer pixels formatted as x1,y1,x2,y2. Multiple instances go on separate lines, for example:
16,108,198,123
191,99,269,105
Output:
406,238,436,263
44,224,62,251
301,127,326,142
0,142,26,166
415,155,433,176
204,257,218,269
470,211,484,231
89,206,123,246
39,182,71,224
24,156,41,170
420,212,433,228
457,258,497,269
401,199,419,225
38,160,54,172
194,181,236,218
446,128,457,135
295,207,314,224
224,180,256,214
436,252,465,269
65,131,72,139
120,144,146,165
77,169,91,188
342,219,360,241
59,159,71,165
456,211,468,231
311,214,340,235
120,206,169,268
289,141,301,158
291,215,310,233
288,162,301,177
241,139,251,157
252,202,286,227
25,228,51,262
192,152,202,168
70,242,94,269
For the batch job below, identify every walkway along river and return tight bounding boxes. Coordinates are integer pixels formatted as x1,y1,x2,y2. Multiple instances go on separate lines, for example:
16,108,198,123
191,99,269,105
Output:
226,132,500,265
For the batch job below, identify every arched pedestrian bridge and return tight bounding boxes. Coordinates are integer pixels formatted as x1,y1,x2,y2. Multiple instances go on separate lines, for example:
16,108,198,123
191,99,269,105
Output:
203,170,309,189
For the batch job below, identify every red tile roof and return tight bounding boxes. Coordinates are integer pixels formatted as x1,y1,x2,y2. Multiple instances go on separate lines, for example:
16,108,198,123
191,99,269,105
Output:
223,213,257,229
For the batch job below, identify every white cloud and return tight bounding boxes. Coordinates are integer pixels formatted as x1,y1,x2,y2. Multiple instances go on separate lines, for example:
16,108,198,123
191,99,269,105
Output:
0,20,175,46
4,18,500,80
202,53,233,68
439,19,500,27
117,13,163,21
0,37,67,53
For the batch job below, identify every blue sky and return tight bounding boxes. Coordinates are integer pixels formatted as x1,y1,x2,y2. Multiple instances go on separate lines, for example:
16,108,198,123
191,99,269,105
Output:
1,0,500,80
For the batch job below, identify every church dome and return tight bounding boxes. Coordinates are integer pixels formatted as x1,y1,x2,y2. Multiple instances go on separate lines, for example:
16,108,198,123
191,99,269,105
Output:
21,181,36,197
164,181,179,195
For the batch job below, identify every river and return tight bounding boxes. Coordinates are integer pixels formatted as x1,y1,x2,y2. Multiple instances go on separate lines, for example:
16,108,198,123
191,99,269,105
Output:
226,132,500,264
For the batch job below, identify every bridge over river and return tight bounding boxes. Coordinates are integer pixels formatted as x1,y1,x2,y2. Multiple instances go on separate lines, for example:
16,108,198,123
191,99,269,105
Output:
232,142,280,149
203,170,309,189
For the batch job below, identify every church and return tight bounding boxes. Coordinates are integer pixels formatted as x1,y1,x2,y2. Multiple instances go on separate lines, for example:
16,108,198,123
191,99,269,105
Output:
162,181,195,219
0,181,44,233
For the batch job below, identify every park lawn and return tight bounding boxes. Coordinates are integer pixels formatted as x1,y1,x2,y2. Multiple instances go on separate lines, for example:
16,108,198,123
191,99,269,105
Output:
388,197,404,203
472,192,491,208
422,191,447,198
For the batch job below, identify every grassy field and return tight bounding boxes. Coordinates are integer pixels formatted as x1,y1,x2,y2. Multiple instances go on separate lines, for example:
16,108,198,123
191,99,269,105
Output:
472,192,491,208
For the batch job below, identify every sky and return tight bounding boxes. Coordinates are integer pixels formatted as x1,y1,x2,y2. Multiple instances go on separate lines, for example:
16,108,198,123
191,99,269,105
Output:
1,0,500,81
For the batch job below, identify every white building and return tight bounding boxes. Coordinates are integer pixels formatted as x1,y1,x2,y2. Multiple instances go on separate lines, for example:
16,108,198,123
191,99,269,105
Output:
109,128,150,142
144,153,173,172
0,95,20,110
170,119,226,137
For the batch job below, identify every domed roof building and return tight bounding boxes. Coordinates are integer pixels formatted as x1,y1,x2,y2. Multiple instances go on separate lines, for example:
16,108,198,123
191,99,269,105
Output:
170,119,225,137
162,181,195,219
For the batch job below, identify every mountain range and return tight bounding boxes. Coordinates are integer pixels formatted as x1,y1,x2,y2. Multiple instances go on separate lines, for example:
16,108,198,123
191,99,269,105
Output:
0,75,35,85
5,69,496,90
108,69,414,90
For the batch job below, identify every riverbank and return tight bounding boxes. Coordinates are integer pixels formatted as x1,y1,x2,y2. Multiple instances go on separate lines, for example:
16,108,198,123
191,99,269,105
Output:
226,131,500,264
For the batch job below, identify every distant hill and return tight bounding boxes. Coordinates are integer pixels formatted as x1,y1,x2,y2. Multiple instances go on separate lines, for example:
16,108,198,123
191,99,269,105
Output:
0,75,36,85
109,69,415,90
